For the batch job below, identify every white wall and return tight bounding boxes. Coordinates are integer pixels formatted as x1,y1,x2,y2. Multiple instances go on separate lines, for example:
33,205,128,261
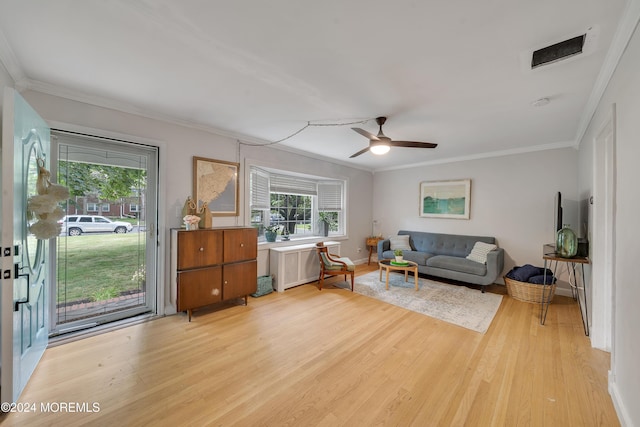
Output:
577,16,640,426
0,59,14,127
19,90,374,311
373,148,579,290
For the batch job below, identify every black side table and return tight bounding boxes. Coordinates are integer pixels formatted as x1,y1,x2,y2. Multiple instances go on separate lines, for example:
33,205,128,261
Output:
542,244,590,336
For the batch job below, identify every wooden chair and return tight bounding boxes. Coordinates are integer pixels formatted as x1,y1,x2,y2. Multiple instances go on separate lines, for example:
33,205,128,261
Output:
315,242,355,291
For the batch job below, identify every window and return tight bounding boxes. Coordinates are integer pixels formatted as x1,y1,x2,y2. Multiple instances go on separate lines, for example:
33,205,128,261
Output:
130,204,140,212
87,202,109,213
270,193,313,237
250,166,346,241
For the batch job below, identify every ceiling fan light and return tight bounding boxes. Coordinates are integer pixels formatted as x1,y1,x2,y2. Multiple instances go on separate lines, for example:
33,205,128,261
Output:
370,144,390,155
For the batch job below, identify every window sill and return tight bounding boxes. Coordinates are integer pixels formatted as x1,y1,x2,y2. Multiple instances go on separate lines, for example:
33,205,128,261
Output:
257,235,347,250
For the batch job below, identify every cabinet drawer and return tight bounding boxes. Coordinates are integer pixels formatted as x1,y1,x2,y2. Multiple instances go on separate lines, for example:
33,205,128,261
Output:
223,228,258,263
223,260,257,300
177,229,223,269
177,267,222,311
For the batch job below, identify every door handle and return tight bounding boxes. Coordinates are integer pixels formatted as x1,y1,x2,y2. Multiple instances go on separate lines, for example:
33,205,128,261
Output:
14,263,30,312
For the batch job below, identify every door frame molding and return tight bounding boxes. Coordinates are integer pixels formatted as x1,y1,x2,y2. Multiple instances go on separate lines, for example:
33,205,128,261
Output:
590,105,616,351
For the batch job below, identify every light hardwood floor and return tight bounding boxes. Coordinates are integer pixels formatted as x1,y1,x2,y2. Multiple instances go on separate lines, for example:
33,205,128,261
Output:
1,264,618,426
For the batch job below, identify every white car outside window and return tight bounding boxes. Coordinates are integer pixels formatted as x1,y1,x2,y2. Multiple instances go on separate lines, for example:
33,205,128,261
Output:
59,215,133,236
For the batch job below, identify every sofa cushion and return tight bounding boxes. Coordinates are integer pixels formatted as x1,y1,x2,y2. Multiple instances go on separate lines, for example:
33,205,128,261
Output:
381,250,432,266
399,230,494,258
427,255,487,276
400,250,432,266
466,241,498,264
389,235,412,251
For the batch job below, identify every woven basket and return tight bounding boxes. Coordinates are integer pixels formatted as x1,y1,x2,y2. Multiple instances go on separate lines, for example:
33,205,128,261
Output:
504,276,556,304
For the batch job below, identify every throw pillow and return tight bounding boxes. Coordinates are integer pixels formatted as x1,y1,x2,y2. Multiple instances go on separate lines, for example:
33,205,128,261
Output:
389,235,412,251
466,241,497,264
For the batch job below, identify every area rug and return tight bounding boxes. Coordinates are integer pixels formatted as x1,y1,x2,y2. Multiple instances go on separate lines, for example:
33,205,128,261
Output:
351,271,503,333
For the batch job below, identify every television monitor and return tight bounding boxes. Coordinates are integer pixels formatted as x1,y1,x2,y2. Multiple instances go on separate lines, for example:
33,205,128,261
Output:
553,191,579,242
554,191,562,233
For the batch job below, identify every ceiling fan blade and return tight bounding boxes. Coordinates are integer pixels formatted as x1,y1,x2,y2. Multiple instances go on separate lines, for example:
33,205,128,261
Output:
390,141,438,149
349,146,372,158
352,127,380,141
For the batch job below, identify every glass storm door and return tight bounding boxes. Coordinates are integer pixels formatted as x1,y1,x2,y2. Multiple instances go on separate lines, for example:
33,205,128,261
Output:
53,131,158,332
1,88,50,404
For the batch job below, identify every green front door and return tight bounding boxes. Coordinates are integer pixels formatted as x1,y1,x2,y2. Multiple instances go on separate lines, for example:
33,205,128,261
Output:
1,88,50,404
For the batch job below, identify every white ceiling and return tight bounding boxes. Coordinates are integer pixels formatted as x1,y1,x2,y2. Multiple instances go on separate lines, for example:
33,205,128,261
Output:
0,0,629,170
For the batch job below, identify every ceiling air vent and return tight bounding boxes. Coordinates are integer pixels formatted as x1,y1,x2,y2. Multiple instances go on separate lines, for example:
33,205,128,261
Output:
531,34,586,69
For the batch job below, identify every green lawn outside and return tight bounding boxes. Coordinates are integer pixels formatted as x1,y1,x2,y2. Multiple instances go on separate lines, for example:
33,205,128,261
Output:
111,217,146,227
56,233,146,304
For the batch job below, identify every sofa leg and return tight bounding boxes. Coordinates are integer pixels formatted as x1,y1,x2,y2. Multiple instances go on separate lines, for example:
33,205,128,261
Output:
481,286,485,293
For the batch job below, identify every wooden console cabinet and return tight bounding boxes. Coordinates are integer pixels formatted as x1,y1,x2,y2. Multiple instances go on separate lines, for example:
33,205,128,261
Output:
171,227,257,321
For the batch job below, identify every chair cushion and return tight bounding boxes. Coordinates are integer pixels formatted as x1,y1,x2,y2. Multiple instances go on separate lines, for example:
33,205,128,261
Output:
326,257,355,271
322,253,355,271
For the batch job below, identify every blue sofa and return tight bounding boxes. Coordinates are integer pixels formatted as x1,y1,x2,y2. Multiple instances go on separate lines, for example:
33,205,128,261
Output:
378,230,504,292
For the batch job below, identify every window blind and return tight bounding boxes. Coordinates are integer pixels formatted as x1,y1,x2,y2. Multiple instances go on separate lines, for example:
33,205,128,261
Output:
318,181,344,211
269,173,317,196
250,167,270,209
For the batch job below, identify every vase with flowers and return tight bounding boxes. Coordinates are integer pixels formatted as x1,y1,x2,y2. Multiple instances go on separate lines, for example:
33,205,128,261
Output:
394,249,404,263
183,214,200,230
264,224,280,242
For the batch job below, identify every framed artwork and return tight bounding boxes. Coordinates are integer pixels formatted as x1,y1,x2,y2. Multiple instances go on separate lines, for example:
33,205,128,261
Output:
193,156,240,216
419,179,471,219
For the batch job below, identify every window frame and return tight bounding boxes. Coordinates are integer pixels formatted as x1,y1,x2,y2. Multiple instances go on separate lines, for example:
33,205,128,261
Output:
248,165,347,243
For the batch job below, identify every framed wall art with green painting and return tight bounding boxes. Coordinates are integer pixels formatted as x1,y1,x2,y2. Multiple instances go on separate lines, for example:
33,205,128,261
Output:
419,179,471,219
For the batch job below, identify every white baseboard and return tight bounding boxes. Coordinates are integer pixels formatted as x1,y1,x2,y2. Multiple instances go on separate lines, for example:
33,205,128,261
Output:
554,287,574,298
609,370,632,426
353,256,370,265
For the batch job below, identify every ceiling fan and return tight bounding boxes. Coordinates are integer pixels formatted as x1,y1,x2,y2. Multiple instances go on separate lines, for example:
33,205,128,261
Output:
350,116,437,158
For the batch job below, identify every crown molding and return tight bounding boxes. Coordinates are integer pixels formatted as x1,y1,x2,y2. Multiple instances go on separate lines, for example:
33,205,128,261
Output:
23,77,273,145
372,140,577,173
575,0,640,146
25,78,374,173
28,75,576,175
21,78,375,173
0,27,26,86
246,140,375,173
16,78,589,175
